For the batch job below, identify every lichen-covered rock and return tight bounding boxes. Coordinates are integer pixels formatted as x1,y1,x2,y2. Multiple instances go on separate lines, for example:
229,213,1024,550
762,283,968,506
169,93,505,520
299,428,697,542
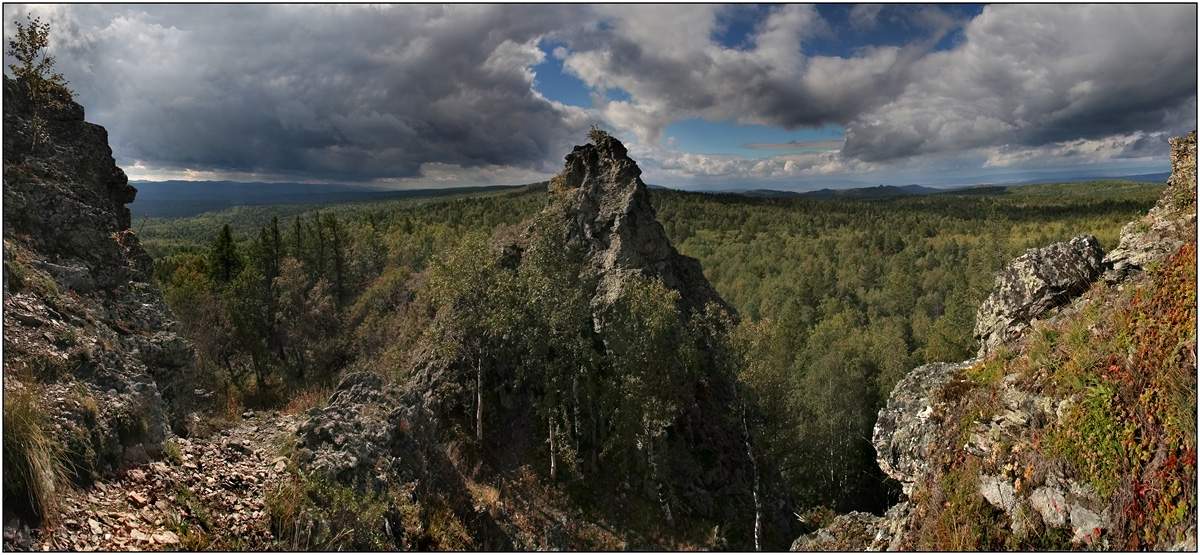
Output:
790,502,912,551
1103,130,1197,282
872,359,978,495
973,235,1105,357
549,132,737,321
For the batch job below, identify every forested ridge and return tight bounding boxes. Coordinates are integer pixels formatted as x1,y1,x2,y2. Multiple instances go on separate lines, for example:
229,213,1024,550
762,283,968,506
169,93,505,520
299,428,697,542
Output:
142,178,1163,517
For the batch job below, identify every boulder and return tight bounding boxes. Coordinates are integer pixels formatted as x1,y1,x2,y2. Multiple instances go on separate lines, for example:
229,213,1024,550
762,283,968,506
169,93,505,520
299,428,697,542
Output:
973,235,1105,357
872,360,978,494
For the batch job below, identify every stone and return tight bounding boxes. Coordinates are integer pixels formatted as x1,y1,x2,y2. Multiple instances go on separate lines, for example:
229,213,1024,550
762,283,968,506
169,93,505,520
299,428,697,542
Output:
549,132,737,322
126,492,148,508
973,235,1105,357
1029,485,1068,528
872,359,978,494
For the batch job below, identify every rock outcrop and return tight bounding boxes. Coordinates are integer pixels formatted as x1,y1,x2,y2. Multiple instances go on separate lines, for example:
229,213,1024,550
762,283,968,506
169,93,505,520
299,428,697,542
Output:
872,360,980,496
549,131,737,321
2,75,196,503
973,235,1105,357
796,131,1197,551
1103,131,1198,282
296,132,798,550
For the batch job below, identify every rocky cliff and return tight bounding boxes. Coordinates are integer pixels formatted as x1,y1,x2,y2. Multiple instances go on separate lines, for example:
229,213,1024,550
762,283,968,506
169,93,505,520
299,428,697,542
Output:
3,75,195,522
549,130,737,321
796,132,1197,551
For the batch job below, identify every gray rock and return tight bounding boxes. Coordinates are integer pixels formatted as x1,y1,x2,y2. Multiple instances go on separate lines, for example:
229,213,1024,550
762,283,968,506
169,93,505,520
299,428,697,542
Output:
973,235,1105,357
3,73,196,491
1103,131,1197,283
872,359,978,494
1029,485,1068,527
550,132,737,322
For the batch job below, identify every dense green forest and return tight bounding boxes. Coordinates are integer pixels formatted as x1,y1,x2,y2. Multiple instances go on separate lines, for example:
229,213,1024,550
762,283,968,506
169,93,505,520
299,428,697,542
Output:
141,179,1164,515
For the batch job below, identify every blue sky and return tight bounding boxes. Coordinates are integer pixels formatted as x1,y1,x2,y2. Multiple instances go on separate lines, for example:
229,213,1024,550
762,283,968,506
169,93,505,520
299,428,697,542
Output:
6,4,1195,191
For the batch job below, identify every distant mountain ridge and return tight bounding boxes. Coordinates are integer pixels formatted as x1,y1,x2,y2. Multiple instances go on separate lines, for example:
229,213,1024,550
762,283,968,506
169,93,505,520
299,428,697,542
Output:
129,180,527,218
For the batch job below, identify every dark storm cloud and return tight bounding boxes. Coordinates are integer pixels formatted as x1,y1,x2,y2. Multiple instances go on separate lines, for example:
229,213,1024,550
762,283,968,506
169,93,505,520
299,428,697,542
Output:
5,4,595,182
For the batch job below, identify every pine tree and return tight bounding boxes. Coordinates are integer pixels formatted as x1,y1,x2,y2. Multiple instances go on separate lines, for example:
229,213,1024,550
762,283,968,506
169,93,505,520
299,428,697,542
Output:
209,224,242,285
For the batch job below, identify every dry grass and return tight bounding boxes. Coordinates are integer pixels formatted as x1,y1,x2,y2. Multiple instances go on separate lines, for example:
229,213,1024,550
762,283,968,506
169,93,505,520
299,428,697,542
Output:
282,384,330,415
2,383,66,525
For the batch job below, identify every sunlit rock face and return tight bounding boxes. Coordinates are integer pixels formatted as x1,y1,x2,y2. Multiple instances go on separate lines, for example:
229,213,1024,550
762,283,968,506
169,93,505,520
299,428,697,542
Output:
973,235,1105,357
548,132,738,322
1103,130,1197,283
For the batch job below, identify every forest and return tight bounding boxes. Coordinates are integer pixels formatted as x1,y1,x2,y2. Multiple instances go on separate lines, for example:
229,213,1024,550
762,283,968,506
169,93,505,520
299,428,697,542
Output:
138,178,1164,518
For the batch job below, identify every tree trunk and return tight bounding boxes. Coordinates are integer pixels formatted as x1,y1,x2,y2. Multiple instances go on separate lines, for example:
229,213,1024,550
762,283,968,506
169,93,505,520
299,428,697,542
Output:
476,360,484,442
743,409,762,551
549,414,557,481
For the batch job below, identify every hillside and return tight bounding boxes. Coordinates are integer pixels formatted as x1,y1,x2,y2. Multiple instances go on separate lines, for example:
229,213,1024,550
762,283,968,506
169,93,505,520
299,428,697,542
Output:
795,131,1196,550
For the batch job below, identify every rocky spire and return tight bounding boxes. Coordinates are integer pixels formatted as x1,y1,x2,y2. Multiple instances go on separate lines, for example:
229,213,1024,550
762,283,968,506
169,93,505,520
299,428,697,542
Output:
547,130,737,321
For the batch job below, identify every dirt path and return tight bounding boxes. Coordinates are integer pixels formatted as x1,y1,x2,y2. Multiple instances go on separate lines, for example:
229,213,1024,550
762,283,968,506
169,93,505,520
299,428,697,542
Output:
14,411,302,551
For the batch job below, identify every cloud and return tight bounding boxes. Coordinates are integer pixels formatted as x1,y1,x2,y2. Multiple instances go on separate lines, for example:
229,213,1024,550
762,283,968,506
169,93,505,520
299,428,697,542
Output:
742,140,843,151
842,4,1198,162
555,4,918,144
3,4,599,183
2,4,1191,188
848,4,883,32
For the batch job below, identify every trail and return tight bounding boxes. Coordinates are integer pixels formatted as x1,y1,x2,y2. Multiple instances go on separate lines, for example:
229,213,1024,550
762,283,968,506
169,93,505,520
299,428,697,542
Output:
13,411,301,551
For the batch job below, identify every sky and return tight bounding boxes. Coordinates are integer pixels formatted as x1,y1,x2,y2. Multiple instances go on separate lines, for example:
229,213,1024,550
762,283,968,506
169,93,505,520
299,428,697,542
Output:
3,3,1196,192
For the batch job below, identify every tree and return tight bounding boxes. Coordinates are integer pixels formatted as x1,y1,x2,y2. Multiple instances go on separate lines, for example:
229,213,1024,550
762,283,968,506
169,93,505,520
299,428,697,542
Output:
209,224,242,285
6,15,72,146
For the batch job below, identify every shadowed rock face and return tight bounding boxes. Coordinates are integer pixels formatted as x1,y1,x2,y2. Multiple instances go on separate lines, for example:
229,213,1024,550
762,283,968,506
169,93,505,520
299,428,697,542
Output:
973,235,1105,357
3,75,196,490
549,133,738,322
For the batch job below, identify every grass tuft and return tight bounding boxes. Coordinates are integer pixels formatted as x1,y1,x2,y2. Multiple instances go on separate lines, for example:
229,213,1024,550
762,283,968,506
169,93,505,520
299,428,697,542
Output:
2,384,66,525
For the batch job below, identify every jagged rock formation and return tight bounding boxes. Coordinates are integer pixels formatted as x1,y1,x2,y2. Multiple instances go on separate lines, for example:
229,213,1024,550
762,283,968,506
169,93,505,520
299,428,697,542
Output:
795,131,1197,551
973,235,1105,357
295,132,798,550
2,75,195,508
550,131,737,321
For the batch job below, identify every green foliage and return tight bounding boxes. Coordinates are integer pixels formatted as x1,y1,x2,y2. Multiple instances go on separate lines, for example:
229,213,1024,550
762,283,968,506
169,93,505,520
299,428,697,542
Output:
6,14,72,147
6,15,69,95
3,383,66,525
265,471,421,550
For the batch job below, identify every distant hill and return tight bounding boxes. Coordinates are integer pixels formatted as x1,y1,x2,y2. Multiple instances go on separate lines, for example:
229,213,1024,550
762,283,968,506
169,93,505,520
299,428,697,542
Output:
129,180,528,218
733,171,1170,200
742,184,947,199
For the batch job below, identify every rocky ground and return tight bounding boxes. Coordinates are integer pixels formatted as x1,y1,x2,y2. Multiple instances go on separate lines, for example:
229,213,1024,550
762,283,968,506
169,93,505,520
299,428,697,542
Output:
5,411,302,551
